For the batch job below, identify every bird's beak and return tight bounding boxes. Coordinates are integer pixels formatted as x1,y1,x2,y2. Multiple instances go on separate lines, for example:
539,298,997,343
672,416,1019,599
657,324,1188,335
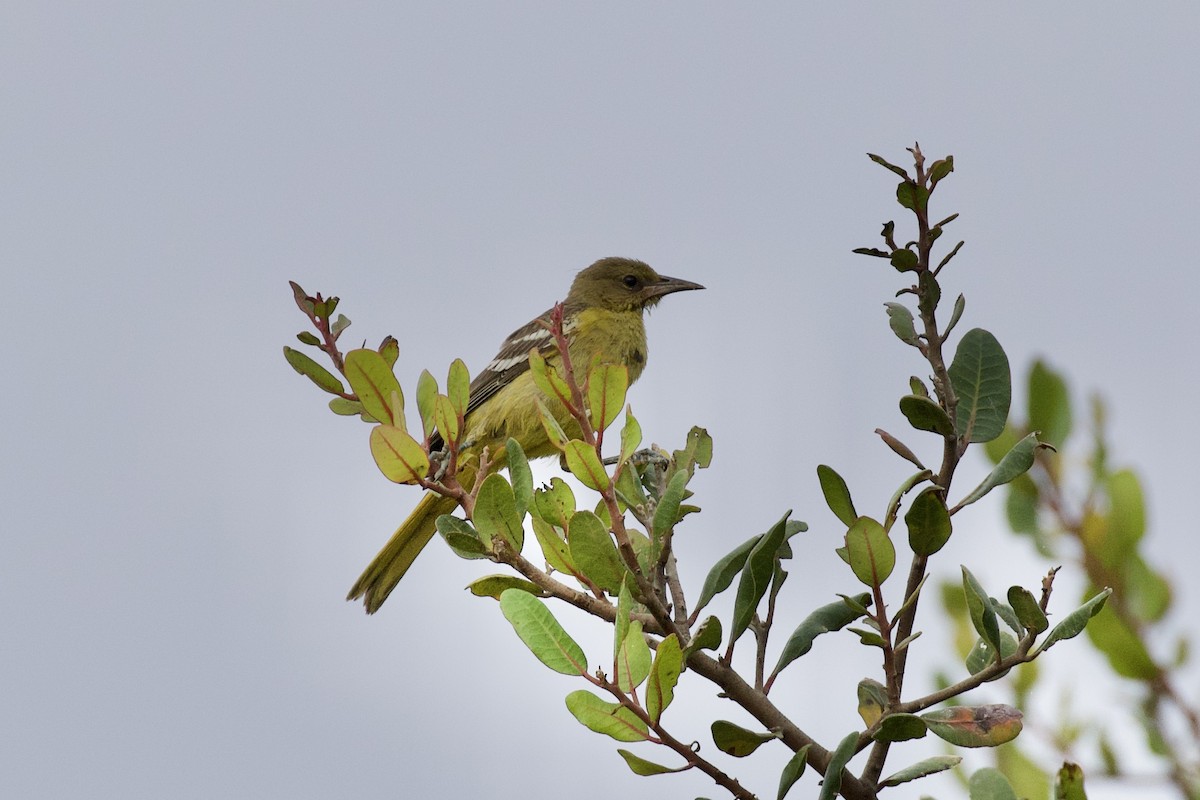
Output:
644,274,705,300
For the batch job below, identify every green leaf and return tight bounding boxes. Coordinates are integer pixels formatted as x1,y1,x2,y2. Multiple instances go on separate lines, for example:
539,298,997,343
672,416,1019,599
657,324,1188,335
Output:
505,438,533,518
962,567,1001,652
875,714,928,743
948,328,1011,443
776,746,810,800
923,705,1023,749
818,732,859,800
882,471,934,533
535,399,568,450
817,465,857,526
530,516,574,574
773,593,870,677
944,293,966,338
956,433,1042,509
896,181,928,212
965,632,1019,674
846,516,895,587
328,397,365,417
376,333,395,364
880,755,960,788
616,749,687,776
884,301,920,344
567,510,625,593
587,362,628,432
344,348,405,427
619,407,642,463
994,597,1021,635
684,616,723,657
731,513,792,641
711,720,778,757
533,477,576,528
447,358,470,418
900,394,955,436
529,348,571,405
1005,477,1040,535
283,346,346,395
694,533,762,615
415,370,438,440
1028,360,1072,448
653,469,689,539
890,249,920,273
500,589,587,675
1124,554,1172,622
921,268,941,304
436,515,489,560
564,439,610,491
868,152,910,179
857,678,887,726
288,280,312,313
671,426,714,476
433,394,459,445
615,620,652,693
467,574,546,599
368,424,429,484
646,634,683,723
614,463,648,509
473,473,523,551
296,330,321,346
853,246,890,258
1105,468,1146,557
613,577,633,662
1055,762,1088,800
564,690,648,742
906,487,952,556
968,767,1018,800
1007,586,1048,633
929,155,954,184
849,627,887,648
996,740,1050,800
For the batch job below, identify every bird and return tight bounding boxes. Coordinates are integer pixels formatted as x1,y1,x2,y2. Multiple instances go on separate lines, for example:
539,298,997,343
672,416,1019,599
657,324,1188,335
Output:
347,256,704,613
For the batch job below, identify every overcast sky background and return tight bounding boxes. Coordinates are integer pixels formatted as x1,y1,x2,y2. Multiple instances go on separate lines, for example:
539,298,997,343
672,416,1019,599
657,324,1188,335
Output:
4,4,1198,799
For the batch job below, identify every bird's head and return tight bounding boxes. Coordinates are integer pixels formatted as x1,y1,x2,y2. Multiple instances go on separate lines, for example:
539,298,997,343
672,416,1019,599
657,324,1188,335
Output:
567,257,704,313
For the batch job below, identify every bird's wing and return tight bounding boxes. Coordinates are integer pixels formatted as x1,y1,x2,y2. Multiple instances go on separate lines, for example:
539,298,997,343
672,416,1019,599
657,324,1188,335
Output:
428,309,570,451
463,310,555,415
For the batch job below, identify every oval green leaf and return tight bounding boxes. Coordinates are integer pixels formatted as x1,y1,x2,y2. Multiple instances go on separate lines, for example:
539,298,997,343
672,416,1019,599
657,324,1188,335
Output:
565,690,648,742
646,634,683,724
567,510,625,594
906,487,952,556
616,749,687,776
344,348,404,426
587,362,628,432
948,328,1011,443
564,439,610,491
500,588,587,675
369,424,429,484
474,473,523,550
711,720,778,758
817,465,857,526
846,516,895,587
283,346,346,395
899,394,955,436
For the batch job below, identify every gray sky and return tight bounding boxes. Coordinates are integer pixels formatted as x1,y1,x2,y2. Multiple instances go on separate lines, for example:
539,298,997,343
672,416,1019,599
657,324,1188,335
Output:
4,4,1198,799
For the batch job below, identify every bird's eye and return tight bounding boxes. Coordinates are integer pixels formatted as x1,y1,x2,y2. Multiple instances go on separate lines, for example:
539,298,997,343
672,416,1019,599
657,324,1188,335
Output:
622,274,639,289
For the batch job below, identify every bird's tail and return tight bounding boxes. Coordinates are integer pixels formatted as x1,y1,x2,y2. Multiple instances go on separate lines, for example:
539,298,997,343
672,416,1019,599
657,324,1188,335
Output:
347,490,459,613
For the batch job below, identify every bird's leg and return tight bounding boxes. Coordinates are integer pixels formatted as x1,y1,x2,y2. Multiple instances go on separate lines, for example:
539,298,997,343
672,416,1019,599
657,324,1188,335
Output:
601,448,671,470
428,446,451,483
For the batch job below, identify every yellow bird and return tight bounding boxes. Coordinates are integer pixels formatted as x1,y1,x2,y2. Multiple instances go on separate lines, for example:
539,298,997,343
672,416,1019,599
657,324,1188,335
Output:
348,256,704,613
